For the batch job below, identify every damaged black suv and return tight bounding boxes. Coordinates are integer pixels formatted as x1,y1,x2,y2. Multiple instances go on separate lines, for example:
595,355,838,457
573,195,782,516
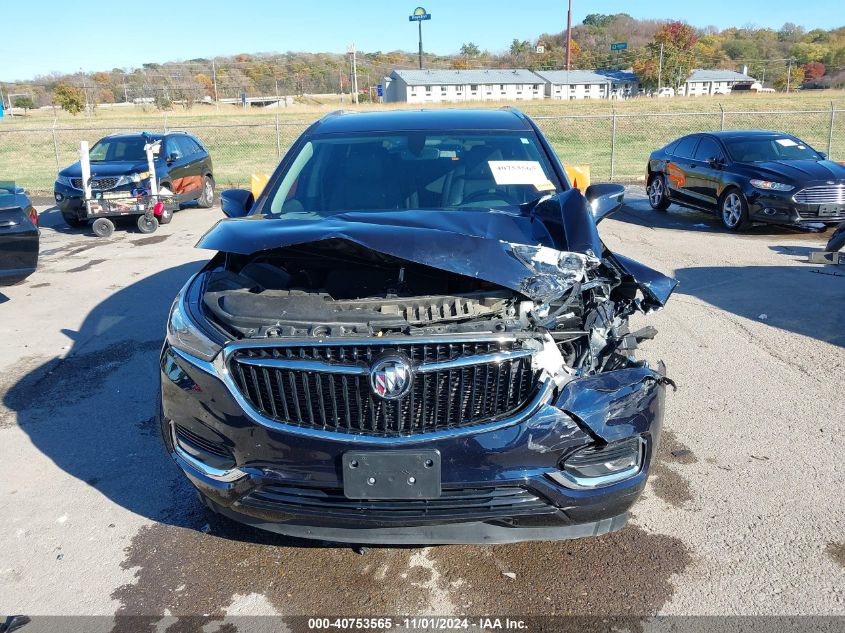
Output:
159,108,678,544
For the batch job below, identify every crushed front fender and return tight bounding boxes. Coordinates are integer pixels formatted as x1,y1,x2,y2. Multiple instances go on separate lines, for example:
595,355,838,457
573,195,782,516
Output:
554,363,671,443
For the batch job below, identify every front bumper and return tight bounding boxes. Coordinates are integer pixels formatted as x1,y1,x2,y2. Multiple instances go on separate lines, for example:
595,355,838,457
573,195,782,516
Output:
745,187,845,225
159,344,666,545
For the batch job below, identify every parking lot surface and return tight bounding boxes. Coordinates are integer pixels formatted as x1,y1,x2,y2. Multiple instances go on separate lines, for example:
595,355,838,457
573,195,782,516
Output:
1,189,843,619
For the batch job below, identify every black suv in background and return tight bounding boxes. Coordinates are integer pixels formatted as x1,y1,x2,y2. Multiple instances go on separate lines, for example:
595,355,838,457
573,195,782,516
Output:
54,131,215,228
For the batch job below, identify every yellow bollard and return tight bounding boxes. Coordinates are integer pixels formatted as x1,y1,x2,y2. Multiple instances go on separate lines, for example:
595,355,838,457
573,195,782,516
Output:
563,165,591,191
251,173,270,199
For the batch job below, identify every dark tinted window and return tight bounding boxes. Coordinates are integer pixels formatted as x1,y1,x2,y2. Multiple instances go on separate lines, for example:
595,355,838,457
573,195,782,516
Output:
176,136,202,156
664,139,681,154
164,138,183,160
672,136,699,159
694,138,724,161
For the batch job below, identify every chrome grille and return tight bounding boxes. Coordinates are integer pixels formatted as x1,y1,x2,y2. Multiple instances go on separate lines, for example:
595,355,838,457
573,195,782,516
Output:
70,176,121,191
227,339,540,436
793,185,845,205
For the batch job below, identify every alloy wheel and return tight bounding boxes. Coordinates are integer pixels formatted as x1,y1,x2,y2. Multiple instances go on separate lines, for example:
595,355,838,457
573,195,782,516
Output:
648,178,664,206
722,192,742,228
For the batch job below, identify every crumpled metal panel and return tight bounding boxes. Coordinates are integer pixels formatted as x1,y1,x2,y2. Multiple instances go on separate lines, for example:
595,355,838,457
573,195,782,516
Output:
554,364,668,443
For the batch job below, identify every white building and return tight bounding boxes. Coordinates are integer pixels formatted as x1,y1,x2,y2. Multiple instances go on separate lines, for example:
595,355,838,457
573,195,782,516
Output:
534,70,640,100
679,69,756,96
383,69,545,104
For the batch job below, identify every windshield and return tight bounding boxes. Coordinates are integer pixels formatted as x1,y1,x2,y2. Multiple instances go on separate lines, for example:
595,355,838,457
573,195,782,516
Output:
88,138,158,162
264,131,562,217
724,136,822,163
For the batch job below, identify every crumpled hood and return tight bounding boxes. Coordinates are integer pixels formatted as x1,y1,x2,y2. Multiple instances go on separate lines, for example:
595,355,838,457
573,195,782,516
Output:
196,208,677,306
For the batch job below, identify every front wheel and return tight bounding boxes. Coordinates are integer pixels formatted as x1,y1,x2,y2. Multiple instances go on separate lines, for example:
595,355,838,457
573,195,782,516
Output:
720,189,750,231
197,175,215,208
136,214,159,234
647,174,670,211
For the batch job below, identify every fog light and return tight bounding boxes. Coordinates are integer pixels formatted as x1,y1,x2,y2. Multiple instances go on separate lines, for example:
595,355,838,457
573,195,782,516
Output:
548,436,644,489
55,192,64,202
763,207,778,216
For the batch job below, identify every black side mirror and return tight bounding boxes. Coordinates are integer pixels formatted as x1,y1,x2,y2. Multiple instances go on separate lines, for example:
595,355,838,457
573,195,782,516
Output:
220,188,254,218
707,157,725,169
584,183,624,223
166,153,178,164
819,152,828,160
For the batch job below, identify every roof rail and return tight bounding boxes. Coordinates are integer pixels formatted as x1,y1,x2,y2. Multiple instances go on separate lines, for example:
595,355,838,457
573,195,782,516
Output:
320,109,356,121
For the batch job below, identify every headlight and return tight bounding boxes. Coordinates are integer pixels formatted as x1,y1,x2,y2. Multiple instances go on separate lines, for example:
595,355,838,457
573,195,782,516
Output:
131,171,150,183
547,436,645,489
114,175,133,187
56,175,74,187
167,291,222,362
750,179,794,192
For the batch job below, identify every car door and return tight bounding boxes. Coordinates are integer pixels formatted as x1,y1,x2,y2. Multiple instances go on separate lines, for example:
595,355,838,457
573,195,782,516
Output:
690,136,728,208
175,136,205,199
162,137,192,201
0,191,39,285
664,135,700,204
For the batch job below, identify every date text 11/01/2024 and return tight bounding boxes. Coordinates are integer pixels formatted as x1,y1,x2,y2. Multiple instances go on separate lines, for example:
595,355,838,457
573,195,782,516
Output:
307,617,528,630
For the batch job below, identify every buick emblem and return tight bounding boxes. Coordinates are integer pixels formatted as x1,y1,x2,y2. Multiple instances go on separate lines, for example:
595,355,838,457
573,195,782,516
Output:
370,355,413,400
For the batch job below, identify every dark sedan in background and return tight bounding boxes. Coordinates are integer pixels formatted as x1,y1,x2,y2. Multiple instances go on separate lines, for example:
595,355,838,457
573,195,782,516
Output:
0,182,39,286
646,130,845,230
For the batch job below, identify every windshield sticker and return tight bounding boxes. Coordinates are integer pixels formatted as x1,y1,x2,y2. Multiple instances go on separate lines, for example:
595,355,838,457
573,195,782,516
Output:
488,160,548,185
776,138,798,147
535,179,556,191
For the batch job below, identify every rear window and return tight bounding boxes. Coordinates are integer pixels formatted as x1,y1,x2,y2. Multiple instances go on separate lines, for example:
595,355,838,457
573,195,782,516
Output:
672,136,699,159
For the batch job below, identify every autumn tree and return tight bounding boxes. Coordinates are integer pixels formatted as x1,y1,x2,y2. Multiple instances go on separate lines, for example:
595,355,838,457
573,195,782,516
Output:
53,83,86,114
773,65,805,91
653,21,698,89
803,62,826,81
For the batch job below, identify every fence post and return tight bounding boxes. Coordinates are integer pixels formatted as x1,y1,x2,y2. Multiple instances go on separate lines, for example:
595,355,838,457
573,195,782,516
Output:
610,109,617,182
163,112,168,133
828,101,835,159
275,113,282,159
51,118,60,170
719,104,725,131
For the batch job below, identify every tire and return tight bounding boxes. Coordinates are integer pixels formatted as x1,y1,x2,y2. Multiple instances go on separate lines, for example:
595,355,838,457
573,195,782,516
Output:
719,188,750,231
91,217,115,238
197,175,215,208
136,214,159,234
63,214,88,228
158,204,173,225
647,173,671,211
827,223,845,252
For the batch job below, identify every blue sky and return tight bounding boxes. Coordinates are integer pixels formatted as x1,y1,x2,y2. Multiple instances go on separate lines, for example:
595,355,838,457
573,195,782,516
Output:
1,0,842,80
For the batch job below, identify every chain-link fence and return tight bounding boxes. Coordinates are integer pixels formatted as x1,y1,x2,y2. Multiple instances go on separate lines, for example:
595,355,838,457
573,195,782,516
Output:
1,107,842,194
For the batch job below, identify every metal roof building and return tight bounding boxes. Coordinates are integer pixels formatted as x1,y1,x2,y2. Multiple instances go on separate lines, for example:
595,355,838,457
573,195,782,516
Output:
384,69,546,103
680,69,756,96
533,70,640,100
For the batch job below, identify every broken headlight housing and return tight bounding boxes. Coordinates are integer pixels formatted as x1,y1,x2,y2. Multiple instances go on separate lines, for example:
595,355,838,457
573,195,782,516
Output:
548,436,645,489
167,290,222,362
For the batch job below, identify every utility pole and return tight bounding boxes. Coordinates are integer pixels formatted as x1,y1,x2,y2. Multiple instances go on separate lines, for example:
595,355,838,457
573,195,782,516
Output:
565,0,572,70
123,77,128,103
786,58,793,93
348,43,359,104
212,59,219,111
657,43,664,94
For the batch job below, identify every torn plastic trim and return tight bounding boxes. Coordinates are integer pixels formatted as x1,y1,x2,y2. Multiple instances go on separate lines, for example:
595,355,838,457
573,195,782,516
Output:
554,362,671,443
607,252,679,310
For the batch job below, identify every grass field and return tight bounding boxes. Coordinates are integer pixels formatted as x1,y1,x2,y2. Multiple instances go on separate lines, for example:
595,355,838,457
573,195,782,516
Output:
2,91,844,193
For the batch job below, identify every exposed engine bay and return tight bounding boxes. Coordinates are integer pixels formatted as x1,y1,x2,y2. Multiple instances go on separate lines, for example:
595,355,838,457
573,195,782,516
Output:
200,236,669,381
